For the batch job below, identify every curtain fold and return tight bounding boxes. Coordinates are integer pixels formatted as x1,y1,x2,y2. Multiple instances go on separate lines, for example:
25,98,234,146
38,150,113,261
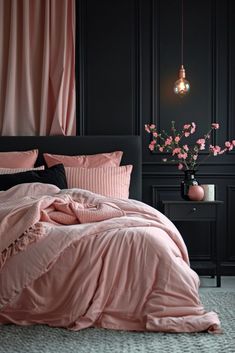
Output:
0,0,76,136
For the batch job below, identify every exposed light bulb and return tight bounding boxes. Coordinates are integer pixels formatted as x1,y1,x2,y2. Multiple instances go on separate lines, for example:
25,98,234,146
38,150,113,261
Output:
174,65,190,97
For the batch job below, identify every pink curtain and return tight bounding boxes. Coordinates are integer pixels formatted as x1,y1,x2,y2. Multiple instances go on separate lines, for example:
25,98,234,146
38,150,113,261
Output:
0,0,76,136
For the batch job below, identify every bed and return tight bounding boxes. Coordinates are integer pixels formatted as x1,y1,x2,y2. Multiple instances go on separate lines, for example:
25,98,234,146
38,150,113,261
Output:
0,136,221,333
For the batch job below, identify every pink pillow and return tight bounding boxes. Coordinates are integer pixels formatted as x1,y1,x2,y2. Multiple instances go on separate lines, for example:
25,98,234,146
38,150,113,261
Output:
43,151,123,168
65,165,133,199
0,166,44,174
0,150,38,168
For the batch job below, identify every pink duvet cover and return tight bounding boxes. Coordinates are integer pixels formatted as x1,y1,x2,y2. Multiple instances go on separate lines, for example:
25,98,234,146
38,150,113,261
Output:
0,183,221,333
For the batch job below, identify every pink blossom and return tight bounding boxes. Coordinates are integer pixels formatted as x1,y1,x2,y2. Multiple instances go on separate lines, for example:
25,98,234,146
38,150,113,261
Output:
172,147,181,155
210,145,221,156
150,140,156,145
153,132,158,137
149,143,154,151
232,140,235,146
193,155,198,160
178,163,184,170
196,138,205,150
184,132,190,137
211,123,220,129
145,124,150,133
183,144,189,151
149,124,156,130
178,152,188,160
224,142,233,151
174,136,180,143
190,122,196,134
165,137,173,146
196,138,205,145
183,124,191,130
162,158,167,162
159,147,164,152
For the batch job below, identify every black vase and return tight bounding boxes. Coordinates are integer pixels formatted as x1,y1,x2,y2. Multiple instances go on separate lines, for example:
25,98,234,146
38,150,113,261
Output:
181,170,198,200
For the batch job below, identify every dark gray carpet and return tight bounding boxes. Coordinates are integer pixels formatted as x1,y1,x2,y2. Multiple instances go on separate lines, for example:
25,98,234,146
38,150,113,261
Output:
0,291,234,353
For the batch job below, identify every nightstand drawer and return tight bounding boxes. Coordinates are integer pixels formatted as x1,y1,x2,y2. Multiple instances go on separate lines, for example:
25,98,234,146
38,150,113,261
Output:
166,203,217,221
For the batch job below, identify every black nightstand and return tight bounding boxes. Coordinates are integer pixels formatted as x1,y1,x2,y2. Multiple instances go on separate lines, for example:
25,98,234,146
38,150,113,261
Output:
162,200,223,287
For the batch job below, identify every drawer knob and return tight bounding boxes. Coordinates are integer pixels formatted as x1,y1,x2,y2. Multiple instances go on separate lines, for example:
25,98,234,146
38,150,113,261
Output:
192,207,197,212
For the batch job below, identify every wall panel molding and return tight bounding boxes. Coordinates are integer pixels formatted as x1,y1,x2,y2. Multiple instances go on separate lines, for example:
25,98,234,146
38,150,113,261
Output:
77,0,142,135
226,185,235,261
151,0,160,128
131,0,142,135
143,172,235,178
227,0,235,148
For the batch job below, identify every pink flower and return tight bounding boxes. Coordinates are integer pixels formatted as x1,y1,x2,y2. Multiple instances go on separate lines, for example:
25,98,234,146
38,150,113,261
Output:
145,124,150,133
196,138,205,150
211,123,220,129
232,140,235,146
184,132,190,137
162,158,167,162
183,124,191,130
159,147,164,152
196,138,205,145
165,137,173,146
224,141,233,151
174,136,180,143
150,140,156,145
183,144,189,151
178,163,184,170
153,132,158,137
190,122,196,134
149,124,156,130
178,152,188,160
210,145,221,156
149,143,154,151
193,155,198,160
172,147,181,155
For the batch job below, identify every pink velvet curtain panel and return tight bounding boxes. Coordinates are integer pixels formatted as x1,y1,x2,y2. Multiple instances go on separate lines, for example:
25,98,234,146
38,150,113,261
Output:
0,0,76,136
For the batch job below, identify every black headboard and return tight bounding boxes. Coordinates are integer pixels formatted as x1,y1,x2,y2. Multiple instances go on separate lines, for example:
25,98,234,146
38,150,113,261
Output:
0,136,142,200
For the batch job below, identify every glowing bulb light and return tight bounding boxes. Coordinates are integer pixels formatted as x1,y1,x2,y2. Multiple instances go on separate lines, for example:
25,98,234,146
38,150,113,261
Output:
174,65,190,97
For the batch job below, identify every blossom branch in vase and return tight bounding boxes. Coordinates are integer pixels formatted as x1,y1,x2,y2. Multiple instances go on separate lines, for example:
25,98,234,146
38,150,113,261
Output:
145,121,235,200
145,121,235,171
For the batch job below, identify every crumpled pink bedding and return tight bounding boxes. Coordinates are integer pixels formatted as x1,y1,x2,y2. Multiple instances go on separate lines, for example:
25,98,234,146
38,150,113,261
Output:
0,183,221,333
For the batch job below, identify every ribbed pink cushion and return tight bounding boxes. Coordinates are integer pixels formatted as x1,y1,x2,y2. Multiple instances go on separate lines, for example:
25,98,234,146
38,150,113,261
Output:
0,166,44,174
65,165,133,199
43,151,123,168
0,150,38,168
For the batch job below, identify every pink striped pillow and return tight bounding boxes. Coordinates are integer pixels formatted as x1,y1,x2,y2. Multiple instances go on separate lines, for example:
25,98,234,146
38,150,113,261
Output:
0,166,44,174
43,151,123,168
65,165,133,199
0,150,38,168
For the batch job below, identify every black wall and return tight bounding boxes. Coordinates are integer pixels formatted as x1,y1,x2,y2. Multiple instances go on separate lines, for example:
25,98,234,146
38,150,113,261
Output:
76,0,235,275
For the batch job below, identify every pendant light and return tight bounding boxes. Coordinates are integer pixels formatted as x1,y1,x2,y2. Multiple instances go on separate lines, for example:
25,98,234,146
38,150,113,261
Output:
174,0,190,96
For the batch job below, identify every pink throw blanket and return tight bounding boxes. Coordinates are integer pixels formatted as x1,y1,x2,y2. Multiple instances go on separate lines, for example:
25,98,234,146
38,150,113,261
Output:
0,183,221,333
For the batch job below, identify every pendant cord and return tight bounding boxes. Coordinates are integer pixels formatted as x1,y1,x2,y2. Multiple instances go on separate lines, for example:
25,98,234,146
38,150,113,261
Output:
181,0,184,65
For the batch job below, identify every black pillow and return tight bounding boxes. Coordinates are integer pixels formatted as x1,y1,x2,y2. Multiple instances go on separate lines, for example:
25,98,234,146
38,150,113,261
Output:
0,164,68,191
